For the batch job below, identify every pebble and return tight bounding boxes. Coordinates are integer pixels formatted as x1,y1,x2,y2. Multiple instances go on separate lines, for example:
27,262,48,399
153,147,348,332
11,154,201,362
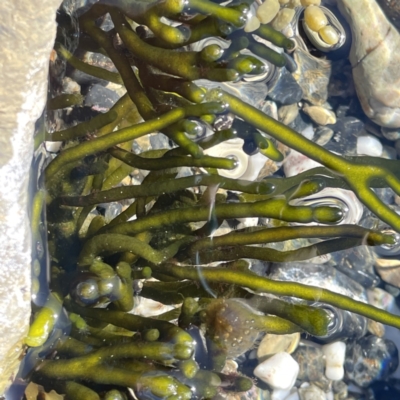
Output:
375,259,400,288
272,8,296,31
332,380,348,400
283,149,322,177
322,341,346,381
257,333,300,361
302,105,336,125
256,0,280,24
84,83,121,111
45,141,62,153
367,320,385,338
344,336,399,387
330,246,379,289
293,48,331,105
278,104,299,125
337,0,400,127
292,344,325,382
254,352,299,390
261,100,279,120
271,388,293,400
268,68,303,105
304,6,328,32
356,135,383,156
244,15,261,33
381,126,400,141
298,383,327,400
313,126,334,146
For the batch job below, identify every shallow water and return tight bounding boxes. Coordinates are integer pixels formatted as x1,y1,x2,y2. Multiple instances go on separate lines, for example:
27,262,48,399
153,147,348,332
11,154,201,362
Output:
13,0,400,399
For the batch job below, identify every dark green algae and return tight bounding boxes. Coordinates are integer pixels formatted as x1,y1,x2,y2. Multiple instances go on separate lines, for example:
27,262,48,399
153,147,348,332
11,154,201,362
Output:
25,0,400,399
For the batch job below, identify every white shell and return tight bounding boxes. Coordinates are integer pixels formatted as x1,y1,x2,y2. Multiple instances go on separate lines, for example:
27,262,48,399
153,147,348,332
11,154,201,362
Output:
254,352,299,390
322,341,346,381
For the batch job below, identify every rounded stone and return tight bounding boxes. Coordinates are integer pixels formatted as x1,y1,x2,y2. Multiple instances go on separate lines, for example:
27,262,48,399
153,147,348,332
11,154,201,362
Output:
344,336,399,387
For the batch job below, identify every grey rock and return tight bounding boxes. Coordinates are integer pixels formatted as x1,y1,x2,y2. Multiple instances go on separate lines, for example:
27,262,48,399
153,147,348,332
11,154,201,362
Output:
292,344,325,382
84,84,121,111
338,0,400,127
0,0,61,394
293,47,331,106
314,126,334,146
298,384,327,400
381,127,400,141
268,68,303,105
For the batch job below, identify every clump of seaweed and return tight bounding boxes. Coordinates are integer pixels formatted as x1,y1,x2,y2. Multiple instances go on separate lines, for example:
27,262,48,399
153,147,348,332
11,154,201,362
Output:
26,0,400,399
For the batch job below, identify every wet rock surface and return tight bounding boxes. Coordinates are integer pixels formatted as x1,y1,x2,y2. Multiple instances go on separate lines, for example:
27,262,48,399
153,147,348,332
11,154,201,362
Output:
0,0,61,394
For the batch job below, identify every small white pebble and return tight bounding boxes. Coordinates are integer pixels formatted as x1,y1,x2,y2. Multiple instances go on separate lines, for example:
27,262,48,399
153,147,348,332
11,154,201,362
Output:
256,0,280,24
45,141,62,153
245,15,261,32
272,8,296,31
356,135,383,157
322,341,346,381
254,352,299,390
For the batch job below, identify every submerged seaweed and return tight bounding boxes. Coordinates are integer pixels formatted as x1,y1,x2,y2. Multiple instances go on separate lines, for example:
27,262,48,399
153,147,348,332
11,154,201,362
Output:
21,0,400,399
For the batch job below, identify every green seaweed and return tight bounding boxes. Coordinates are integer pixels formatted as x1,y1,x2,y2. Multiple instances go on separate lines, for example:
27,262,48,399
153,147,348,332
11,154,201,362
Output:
27,0,400,398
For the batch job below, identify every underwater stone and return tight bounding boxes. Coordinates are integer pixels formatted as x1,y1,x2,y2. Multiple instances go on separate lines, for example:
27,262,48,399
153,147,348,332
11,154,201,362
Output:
298,383,326,400
291,344,325,382
271,8,295,31
302,105,336,126
292,48,331,105
330,246,379,289
313,126,334,146
356,135,383,157
269,263,368,302
257,333,300,362
254,352,299,390
322,341,346,381
256,0,280,24
278,104,299,125
344,336,399,387
337,0,400,127
0,0,61,394
84,83,121,111
381,127,400,141
376,0,400,30
267,68,303,105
